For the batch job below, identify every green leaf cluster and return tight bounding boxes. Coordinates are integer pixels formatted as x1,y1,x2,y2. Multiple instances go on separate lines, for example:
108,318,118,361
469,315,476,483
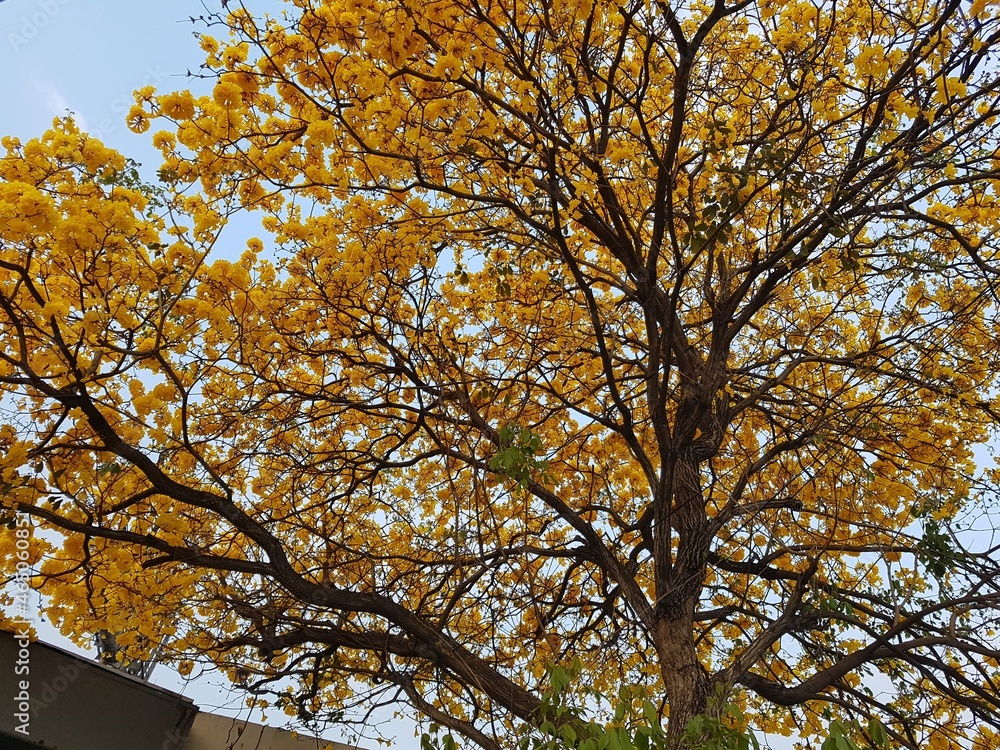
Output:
489,425,551,490
820,718,891,750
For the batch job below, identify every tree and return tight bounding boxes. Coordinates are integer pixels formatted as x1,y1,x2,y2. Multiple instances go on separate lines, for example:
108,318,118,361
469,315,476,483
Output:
3,0,1000,747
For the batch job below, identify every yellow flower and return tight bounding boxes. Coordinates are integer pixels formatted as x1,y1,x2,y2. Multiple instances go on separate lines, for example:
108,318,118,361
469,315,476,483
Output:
212,80,243,109
126,105,150,133
158,91,196,120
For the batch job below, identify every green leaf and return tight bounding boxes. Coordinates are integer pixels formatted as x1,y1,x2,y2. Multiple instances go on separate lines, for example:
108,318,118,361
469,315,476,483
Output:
641,701,658,726
551,665,569,694
868,719,889,749
607,727,627,750
98,461,123,477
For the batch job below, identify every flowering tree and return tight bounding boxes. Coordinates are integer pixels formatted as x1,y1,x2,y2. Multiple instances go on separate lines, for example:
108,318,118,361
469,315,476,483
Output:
3,0,1000,747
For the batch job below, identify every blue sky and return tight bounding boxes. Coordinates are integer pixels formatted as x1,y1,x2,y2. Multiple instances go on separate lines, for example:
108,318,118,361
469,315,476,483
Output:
0,2,413,746
0,0,209,164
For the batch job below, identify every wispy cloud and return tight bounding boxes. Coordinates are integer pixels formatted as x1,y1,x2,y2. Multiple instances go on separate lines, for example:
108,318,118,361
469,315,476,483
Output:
32,81,88,131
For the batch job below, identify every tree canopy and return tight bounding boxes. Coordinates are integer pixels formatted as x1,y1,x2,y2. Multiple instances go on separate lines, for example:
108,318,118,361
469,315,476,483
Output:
3,0,1000,747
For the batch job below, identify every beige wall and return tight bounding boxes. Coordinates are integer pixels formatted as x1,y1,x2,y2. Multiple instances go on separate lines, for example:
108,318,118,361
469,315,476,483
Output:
182,711,361,750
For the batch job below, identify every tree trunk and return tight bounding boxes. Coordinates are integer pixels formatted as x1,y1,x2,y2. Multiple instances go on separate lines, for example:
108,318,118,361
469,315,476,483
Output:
653,449,714,737
655,615,709,738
